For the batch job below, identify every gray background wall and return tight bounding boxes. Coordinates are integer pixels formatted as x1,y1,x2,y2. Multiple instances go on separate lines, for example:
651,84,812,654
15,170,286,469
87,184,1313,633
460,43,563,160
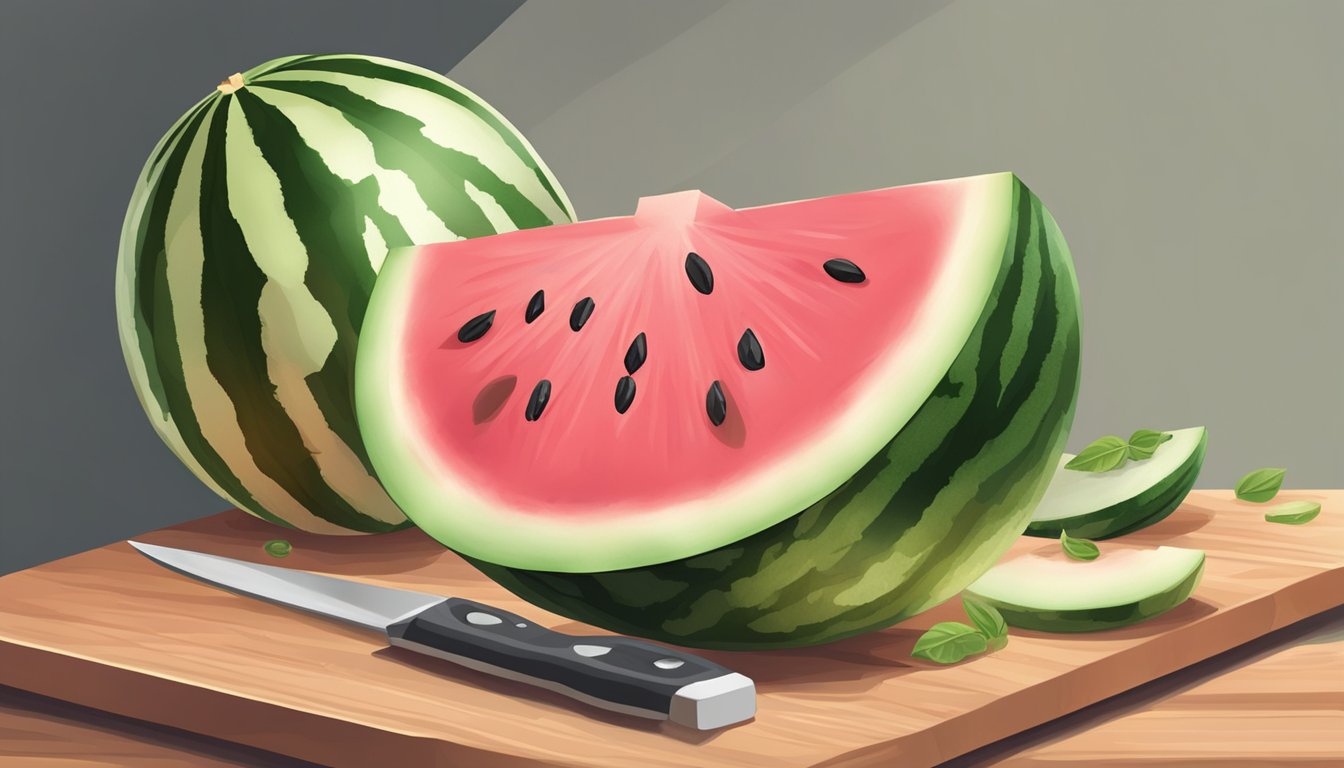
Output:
2,0,1340,574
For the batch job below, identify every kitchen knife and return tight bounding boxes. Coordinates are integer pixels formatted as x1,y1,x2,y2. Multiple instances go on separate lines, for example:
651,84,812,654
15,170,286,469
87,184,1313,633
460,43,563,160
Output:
127,541,755,729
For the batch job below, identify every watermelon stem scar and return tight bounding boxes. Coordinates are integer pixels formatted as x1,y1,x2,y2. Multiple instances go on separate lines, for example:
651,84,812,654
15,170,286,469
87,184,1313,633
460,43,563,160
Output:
216,73,245,94
356,173,1082,648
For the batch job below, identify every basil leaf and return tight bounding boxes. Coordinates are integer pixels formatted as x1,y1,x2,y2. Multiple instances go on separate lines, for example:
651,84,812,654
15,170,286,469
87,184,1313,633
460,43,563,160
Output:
1263,500,1321,525
1061,530,1100,561
1126,429,1173,460
962,595,1008,649
263,539,292,558
1065,435,1129,472
911,622,989,664
1235,467,1286,503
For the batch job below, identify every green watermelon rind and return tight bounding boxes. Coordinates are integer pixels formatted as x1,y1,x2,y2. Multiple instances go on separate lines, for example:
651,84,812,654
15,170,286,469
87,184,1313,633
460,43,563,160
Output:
469,176,1083,649
1023,429,1208,541
114,54,573,534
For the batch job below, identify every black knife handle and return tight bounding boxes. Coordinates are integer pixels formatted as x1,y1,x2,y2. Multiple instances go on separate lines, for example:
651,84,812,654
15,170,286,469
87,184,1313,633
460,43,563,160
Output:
386,598,754,729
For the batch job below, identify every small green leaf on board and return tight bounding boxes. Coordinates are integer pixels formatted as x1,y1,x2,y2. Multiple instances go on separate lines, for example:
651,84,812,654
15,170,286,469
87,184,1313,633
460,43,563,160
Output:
1065,435,1130,472
264,539,293,558
1263,500,1321,525
1061,530,1101,561
963,595,1009,649
911,622,989,664
1235,467,1287,503
1126,429,1173,460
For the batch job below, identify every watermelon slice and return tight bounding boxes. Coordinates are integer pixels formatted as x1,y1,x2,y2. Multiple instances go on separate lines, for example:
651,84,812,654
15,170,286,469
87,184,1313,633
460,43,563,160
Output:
357,173,1082,648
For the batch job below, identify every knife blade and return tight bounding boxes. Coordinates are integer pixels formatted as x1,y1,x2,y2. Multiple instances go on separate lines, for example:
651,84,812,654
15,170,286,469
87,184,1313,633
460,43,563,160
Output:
127,541,755,729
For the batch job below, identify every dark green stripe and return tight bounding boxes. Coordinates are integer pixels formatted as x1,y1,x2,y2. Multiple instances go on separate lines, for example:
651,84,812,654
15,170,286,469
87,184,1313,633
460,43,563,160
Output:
147,96,213,174
1100,454,1201,537
259,55,573,221
129,99,215,423
233,90,401,483
130,102,292,529
194,98,399,533
255,79,558,235
244,54,324,80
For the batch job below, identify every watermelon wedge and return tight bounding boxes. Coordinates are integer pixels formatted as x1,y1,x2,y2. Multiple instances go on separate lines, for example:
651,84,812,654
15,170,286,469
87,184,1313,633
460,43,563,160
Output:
357,173,1082,648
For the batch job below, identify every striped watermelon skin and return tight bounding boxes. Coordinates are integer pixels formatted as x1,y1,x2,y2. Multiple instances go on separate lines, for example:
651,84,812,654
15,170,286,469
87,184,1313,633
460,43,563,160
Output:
115,54,574,534
471,179,1081,648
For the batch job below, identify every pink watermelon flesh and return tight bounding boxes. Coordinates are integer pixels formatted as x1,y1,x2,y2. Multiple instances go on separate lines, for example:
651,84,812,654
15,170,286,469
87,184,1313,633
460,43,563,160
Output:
416,192,951,506
358,174,1014,572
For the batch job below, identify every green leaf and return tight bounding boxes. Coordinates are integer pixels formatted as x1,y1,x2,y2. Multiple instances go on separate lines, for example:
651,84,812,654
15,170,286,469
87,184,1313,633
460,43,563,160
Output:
1126,429,1173,460
1065,435,1129,472
1263,500,1321,525
263,539,292,558
1061,530,1101,561
962,595,1009,649
911,622,989,664
1235,467,1287,503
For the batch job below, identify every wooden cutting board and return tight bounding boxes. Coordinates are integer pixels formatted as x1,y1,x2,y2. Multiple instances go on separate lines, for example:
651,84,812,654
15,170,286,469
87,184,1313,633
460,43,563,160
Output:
0,490,1339,768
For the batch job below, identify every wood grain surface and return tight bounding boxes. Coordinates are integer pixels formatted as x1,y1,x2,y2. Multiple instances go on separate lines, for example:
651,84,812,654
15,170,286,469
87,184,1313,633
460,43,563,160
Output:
3,613,1338,767
0,490,1339,768
0,685,319,768
982,610,1344,767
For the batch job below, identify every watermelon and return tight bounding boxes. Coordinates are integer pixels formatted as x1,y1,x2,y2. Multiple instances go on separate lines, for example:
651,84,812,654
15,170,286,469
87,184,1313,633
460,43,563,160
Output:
115,54,574,534
357,173,1081,648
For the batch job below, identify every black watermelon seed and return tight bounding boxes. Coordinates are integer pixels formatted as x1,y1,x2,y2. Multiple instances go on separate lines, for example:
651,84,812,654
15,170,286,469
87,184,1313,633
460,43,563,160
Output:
525,379,551,422
737,328,765,371
624,332,647,375
614,376,637,414
525,290,545,324
705,380,727,426
823,258,866,284
569,297,595,331
685,252,714,295
456,310,496,343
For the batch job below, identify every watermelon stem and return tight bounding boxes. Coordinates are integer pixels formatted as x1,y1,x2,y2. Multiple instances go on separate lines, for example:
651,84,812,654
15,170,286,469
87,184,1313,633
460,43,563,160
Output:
216,73,246,94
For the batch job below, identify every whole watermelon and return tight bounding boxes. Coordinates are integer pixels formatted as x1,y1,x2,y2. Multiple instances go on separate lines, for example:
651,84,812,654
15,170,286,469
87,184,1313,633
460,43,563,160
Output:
115,54,574,533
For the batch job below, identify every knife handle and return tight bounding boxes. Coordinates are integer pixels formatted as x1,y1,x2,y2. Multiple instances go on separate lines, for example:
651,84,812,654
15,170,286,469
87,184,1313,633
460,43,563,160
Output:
386,597,754,729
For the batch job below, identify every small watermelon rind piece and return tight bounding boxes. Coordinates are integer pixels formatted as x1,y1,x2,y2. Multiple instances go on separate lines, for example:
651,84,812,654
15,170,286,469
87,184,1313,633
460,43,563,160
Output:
358,173,1081,648
964,546,1206,633
1024,426,1208,541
